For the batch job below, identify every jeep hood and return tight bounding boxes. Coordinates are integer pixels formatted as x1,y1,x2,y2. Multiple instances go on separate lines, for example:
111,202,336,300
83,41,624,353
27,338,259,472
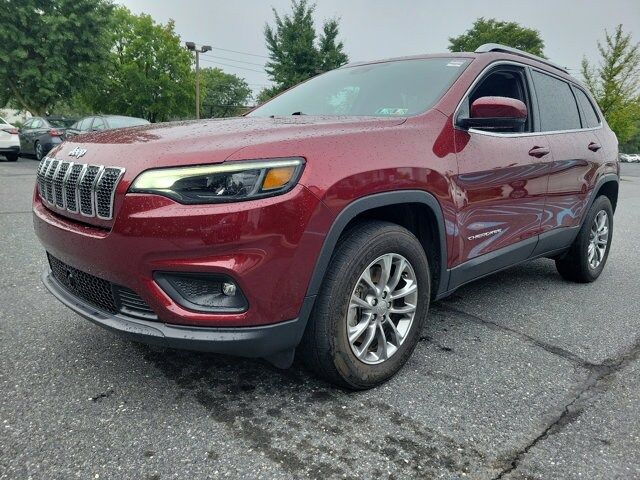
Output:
51,116,406,174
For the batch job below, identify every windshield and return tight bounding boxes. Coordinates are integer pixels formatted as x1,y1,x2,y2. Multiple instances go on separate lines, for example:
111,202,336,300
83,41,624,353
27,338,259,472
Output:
249,57,470,118
108,116,150,128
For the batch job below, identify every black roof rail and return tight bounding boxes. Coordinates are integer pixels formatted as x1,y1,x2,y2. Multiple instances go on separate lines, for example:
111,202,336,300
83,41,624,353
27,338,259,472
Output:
475,43,568,74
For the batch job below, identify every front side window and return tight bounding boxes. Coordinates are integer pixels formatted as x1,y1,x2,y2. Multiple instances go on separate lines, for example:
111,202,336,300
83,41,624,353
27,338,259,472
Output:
249,57,471,117
457,66,531,133
531,71,581,132
574,88,600,128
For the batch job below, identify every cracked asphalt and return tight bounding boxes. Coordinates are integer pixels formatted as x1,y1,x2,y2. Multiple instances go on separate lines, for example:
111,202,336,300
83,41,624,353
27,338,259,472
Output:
1,157,639,479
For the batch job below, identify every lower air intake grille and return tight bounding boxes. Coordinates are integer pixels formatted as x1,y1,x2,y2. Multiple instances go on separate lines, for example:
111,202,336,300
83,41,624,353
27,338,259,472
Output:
48,254,157,320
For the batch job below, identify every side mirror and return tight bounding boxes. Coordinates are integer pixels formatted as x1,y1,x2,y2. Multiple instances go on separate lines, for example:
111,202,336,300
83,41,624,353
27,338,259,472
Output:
458,96,527,130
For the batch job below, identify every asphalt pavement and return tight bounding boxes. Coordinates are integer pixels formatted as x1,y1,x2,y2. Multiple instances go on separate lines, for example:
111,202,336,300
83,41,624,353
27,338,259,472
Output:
1,156,639,479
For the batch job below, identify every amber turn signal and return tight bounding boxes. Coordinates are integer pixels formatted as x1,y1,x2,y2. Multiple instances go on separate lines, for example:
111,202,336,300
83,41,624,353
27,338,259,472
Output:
262,166,296,191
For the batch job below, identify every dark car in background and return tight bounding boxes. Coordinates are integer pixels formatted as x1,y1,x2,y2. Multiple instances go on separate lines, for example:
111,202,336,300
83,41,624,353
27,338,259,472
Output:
19,116,75,160
66,115,150,138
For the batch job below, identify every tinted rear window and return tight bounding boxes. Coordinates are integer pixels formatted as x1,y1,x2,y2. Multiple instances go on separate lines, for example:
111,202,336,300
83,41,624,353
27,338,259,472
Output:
574,88,600,128
531,71,581,132
249,57,471,117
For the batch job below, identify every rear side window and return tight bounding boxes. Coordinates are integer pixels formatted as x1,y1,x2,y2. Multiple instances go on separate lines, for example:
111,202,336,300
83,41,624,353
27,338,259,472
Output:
531,71,581,132
574,88,600,128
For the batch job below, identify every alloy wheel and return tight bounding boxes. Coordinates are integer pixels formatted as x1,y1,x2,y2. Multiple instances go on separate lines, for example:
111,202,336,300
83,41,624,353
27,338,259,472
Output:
346,253,418,365
588,210,609,269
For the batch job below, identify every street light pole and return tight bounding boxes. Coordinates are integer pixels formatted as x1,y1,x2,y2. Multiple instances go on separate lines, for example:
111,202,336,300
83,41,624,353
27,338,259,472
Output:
185,42,212,120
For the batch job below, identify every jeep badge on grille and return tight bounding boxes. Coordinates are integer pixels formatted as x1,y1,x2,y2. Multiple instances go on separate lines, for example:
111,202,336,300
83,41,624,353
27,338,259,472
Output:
68,147,87,158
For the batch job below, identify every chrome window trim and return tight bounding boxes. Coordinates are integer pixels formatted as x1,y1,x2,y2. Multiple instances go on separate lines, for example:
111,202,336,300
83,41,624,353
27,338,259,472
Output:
95,167,125,220
452,60,603,138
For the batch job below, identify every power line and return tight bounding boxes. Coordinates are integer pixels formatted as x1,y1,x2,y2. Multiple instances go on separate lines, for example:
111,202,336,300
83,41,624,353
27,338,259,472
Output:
211,46,269,59
201,53,265,67
199,58,267,74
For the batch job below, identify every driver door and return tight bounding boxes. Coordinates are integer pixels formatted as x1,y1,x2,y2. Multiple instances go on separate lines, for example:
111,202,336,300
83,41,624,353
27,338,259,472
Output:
450,65,550,273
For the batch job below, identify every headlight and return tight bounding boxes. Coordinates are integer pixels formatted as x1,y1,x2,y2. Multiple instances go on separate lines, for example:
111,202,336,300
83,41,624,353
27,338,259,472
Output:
129,158,305,204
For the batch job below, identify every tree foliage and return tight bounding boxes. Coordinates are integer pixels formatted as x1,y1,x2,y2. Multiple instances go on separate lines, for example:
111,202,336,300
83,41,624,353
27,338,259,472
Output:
448,18,545,57
582,25,640,145
260,0,348,102
0,0,113,115
200,67,252,118
81,6,194,122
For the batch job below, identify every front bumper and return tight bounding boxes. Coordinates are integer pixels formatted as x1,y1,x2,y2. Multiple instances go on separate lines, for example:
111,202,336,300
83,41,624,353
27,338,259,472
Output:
34,184,332,328
43,269,314,365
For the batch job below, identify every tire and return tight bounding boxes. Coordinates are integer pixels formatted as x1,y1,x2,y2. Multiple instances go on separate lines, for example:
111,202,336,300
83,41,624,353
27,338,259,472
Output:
300,220,431,389
35,141,44,161
5,153,18,162
555,195,613,283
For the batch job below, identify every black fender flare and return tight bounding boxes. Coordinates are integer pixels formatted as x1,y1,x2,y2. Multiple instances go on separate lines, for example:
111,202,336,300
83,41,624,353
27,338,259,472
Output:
304,190,450,301
589,173,619,213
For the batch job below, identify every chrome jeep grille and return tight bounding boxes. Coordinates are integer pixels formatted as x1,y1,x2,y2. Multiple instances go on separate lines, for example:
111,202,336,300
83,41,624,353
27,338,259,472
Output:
37,157,124,220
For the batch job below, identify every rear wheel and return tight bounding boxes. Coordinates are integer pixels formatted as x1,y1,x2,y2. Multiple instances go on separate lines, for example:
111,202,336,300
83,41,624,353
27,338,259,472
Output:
555,195,613,282
5,153,18,162
300,221,430,389
35,141,44,161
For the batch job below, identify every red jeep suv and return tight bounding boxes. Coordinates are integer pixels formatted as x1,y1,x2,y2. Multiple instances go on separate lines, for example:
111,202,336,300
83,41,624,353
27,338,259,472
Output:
33,44,619,389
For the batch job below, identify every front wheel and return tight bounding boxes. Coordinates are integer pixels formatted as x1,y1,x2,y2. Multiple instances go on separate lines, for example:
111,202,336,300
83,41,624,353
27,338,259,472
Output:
555,195,613,282
300,221,430,389
5,153,18,162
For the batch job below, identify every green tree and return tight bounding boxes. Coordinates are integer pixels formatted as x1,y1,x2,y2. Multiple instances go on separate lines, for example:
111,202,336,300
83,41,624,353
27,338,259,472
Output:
582,25,640,144
0,0,113,115
448,18,545,57
82,6,194,122
261,0,348,102
200,68,252,118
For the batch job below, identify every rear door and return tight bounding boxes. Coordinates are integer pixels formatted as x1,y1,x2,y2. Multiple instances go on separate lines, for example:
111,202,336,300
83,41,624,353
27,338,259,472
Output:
451,64,550,269
530,70,603,234
19,119,33,151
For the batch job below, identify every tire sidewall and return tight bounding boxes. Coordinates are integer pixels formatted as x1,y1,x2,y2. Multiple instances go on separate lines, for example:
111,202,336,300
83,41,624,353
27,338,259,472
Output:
325,227,430,388
579,196,613,281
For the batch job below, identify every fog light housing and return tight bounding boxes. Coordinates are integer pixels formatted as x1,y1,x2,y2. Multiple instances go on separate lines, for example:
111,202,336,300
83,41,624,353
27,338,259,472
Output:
154,272,248,313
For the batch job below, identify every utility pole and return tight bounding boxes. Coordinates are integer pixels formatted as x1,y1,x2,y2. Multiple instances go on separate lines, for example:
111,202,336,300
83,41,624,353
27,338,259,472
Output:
185,42,212,119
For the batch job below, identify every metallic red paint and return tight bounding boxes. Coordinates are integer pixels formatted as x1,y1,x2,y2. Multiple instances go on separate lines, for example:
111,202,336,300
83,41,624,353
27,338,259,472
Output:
33,50,619,332
470,96,528,119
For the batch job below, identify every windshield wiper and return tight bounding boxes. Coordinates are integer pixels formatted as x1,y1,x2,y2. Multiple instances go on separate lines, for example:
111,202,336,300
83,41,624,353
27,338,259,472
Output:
291,111,306,116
